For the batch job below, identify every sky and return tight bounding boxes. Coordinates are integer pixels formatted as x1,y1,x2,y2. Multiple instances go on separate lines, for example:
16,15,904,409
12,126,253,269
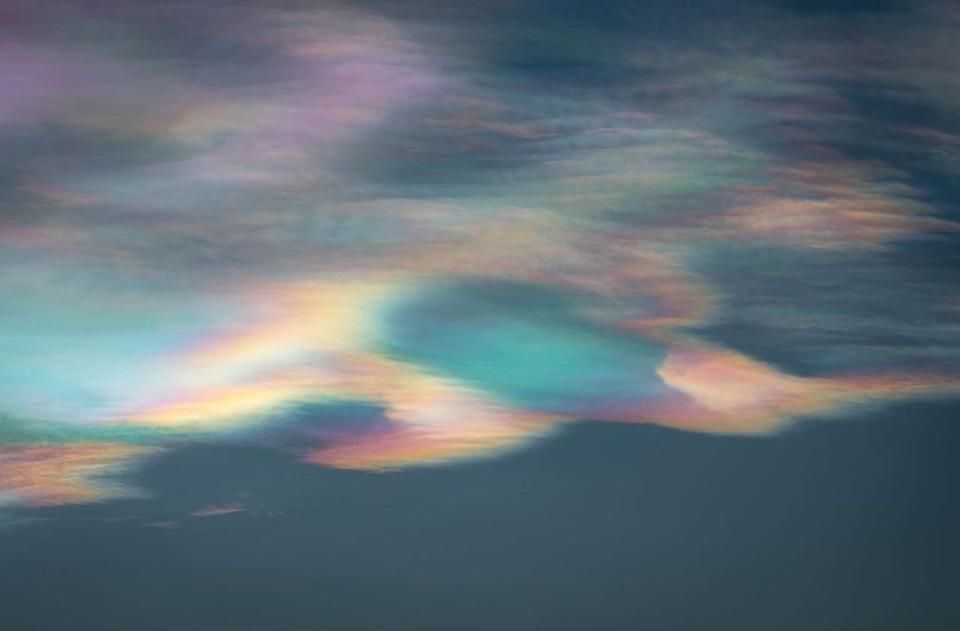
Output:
0,1,959,629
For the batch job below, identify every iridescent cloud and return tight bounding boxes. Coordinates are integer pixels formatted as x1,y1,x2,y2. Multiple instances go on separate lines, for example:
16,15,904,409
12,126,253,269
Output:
0,444,157,507
0,1,958,507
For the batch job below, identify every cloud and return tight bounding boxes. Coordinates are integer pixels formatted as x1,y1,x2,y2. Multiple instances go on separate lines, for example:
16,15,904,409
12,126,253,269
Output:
0,444,157,507
190,503,248,517
0,0,958,507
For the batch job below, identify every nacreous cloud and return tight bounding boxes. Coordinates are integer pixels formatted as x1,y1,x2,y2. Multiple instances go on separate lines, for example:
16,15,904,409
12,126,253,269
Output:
1,0,959,507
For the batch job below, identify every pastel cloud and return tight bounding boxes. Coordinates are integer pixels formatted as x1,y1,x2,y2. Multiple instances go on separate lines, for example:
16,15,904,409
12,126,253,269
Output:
0,1,958,507
0,444,157,508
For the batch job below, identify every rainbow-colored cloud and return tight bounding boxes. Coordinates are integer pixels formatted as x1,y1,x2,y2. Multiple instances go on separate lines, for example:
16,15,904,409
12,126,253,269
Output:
1,1,959,508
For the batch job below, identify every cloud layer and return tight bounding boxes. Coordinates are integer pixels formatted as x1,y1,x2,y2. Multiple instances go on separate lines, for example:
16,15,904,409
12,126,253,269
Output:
1,0,959,507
